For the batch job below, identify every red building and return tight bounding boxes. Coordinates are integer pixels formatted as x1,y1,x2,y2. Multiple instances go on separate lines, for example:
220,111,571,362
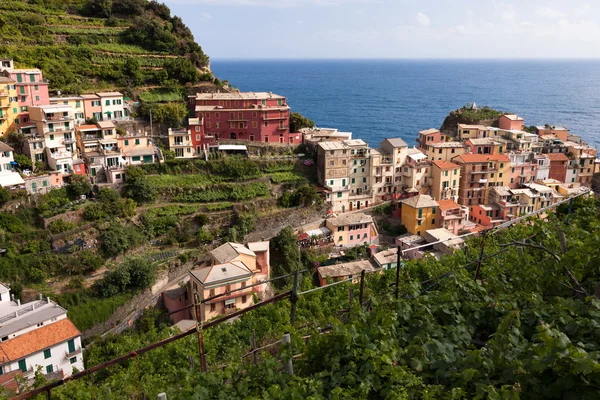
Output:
546,152,569,183
189,92,293,146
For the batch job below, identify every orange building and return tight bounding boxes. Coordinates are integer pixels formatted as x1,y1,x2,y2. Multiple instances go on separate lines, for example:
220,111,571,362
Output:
498,114,524,131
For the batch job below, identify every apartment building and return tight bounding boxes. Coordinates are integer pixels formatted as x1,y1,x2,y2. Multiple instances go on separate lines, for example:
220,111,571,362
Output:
0,59,50,127
118,132,161,166
187,241,270,321
546,152,569,182
76,121,123,182
399,195,439,236
535,125,569,141
533,153,551,181
0,283,84,381
465,137,506,155
49,96,85,124
431,160,461,201
417,128,446,152
28,105,78,175
189,92,293,144
436,199,468,235
507,152,537,188
372,138,409,199
167,127,195,158
488,186,520,222
498,114,524,131
500,130,541,153
97,92,127,120
317,140,375,213
424,141,467,162
0,77,18,136
402,149,432,195
469,203,504,227
81,94,102,121
452,154,509,207
301,127,353,150
457,124,491,140
325,213,378,247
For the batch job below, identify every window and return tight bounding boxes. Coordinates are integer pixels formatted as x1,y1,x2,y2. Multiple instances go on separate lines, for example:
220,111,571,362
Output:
68,339,75,353
49,134,54,141
418,209,423,218
338,236,343,242
46,365,53,374
210,303,216,312
105,100,110,106
418,220,422,226
337,192,342,198
338,226,344,232
135,139,140,145
350,235,353,240
132,156,140,162
29,74,35,82
44,349,51,359
242,295,247,304
18,359,26,373
431,207,436,214
264,121,268,127
351,178,355,184
70,357,77,364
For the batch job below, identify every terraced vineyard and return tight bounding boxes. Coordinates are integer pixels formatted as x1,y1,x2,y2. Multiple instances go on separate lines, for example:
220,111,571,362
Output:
0,0,211,93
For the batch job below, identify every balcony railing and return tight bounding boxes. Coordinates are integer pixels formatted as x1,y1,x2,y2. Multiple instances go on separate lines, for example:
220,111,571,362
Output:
276,125,288,131
49,151,72,160
62,137,76,144
45,115,74,122
65,346,82,359
0,91,8,97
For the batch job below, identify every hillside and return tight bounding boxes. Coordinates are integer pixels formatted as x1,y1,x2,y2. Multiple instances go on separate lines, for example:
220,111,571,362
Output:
0,0,212,94
439,104,506,136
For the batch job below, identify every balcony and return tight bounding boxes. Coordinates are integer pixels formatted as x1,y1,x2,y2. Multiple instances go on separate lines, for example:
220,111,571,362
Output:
172,141,193,147
49,151,72,160
0,104,9,109
83,134,101,141
46,127,74,134
62,137,76,145
0,91,8,97
65,346,82,359
228,118,248,122
276,125,288,131
45,115,74,122
381,158,393,165
479,179,488,184
263,115,287,120
0,114,6,120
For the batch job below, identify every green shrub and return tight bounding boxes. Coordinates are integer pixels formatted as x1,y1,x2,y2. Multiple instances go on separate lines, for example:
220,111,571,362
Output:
48,219,76,234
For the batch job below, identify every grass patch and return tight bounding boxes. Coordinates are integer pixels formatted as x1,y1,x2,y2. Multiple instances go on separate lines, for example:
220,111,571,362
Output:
146,174,212,189
206,202,234,211
59,292,133,332
139,89,185,103
269,172,307,184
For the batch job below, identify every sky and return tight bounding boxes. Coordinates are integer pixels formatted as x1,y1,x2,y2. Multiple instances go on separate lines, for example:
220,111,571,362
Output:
161,0,600,59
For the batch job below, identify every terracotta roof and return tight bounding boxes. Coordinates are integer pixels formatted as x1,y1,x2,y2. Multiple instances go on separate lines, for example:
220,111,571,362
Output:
327,213,373,227
432,160,460,169
419,128,440,135
545,152,569,161
318,260,376,280
0,319,80,363
400,195,439,209
0,369,22,392
382,138,408,148
437,200,461,211
0,142,13,152
189,261,253,286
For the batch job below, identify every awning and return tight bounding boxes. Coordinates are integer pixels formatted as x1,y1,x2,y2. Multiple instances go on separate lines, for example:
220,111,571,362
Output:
218,145,247,151
406,187,419,193
0,173,25,188
224,298,235,305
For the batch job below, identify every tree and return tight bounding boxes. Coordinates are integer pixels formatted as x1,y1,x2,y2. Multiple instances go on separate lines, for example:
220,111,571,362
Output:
125,166,157,203
67,175,92,198
270,226,302,283
163,58,199,85
13,153,32,170
89,0,112,17
120,58,143,88
289,112,315,133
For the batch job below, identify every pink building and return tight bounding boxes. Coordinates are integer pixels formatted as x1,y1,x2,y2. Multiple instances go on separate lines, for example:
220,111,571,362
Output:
436,200,468,235
508,153,538,188
162,286,191,323
81,94,102,121
189,92,292,146
417,128,446,152
469,204,504,228
0,60,50,126
498,114,524,131
326,213,379,248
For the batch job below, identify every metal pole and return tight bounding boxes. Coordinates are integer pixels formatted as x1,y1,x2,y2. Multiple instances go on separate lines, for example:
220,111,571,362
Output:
473,233,486,281
194,294,207,372
290,271,299,326
251,329,257,364
282,333,294,376
359,270,366,305
395,245,401,300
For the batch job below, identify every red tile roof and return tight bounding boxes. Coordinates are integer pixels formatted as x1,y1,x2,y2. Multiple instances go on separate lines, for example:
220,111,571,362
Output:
437,200,461,211
0,319,80,363
0,369,22,392
432,160,460,169
546,152,569,161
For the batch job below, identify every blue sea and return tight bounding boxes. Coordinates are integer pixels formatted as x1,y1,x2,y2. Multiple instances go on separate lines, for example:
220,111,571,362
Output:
210,59,600,148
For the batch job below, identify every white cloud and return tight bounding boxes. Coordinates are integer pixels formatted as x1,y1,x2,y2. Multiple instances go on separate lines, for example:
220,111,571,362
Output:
416,12,430,26
200,12,212,21
465,7,474,18
535,7,565,19
163,0,374,7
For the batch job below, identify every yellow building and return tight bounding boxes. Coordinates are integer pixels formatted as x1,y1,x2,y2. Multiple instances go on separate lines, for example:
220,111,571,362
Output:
425,141,467,162
49,96,86,124
399,195,439,236
457,124,491,140
0,77,18,136
431,160,461,201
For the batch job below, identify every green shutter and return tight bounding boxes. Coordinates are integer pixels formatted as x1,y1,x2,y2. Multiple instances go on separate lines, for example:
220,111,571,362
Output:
135,139,140,145
44,349,51,359
46,365,53,374
124,140,129,145
18,359,26,372
68,339,75,353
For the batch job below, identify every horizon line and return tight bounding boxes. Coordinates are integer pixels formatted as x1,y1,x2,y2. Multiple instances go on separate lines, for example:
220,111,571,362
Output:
210,57,600,61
